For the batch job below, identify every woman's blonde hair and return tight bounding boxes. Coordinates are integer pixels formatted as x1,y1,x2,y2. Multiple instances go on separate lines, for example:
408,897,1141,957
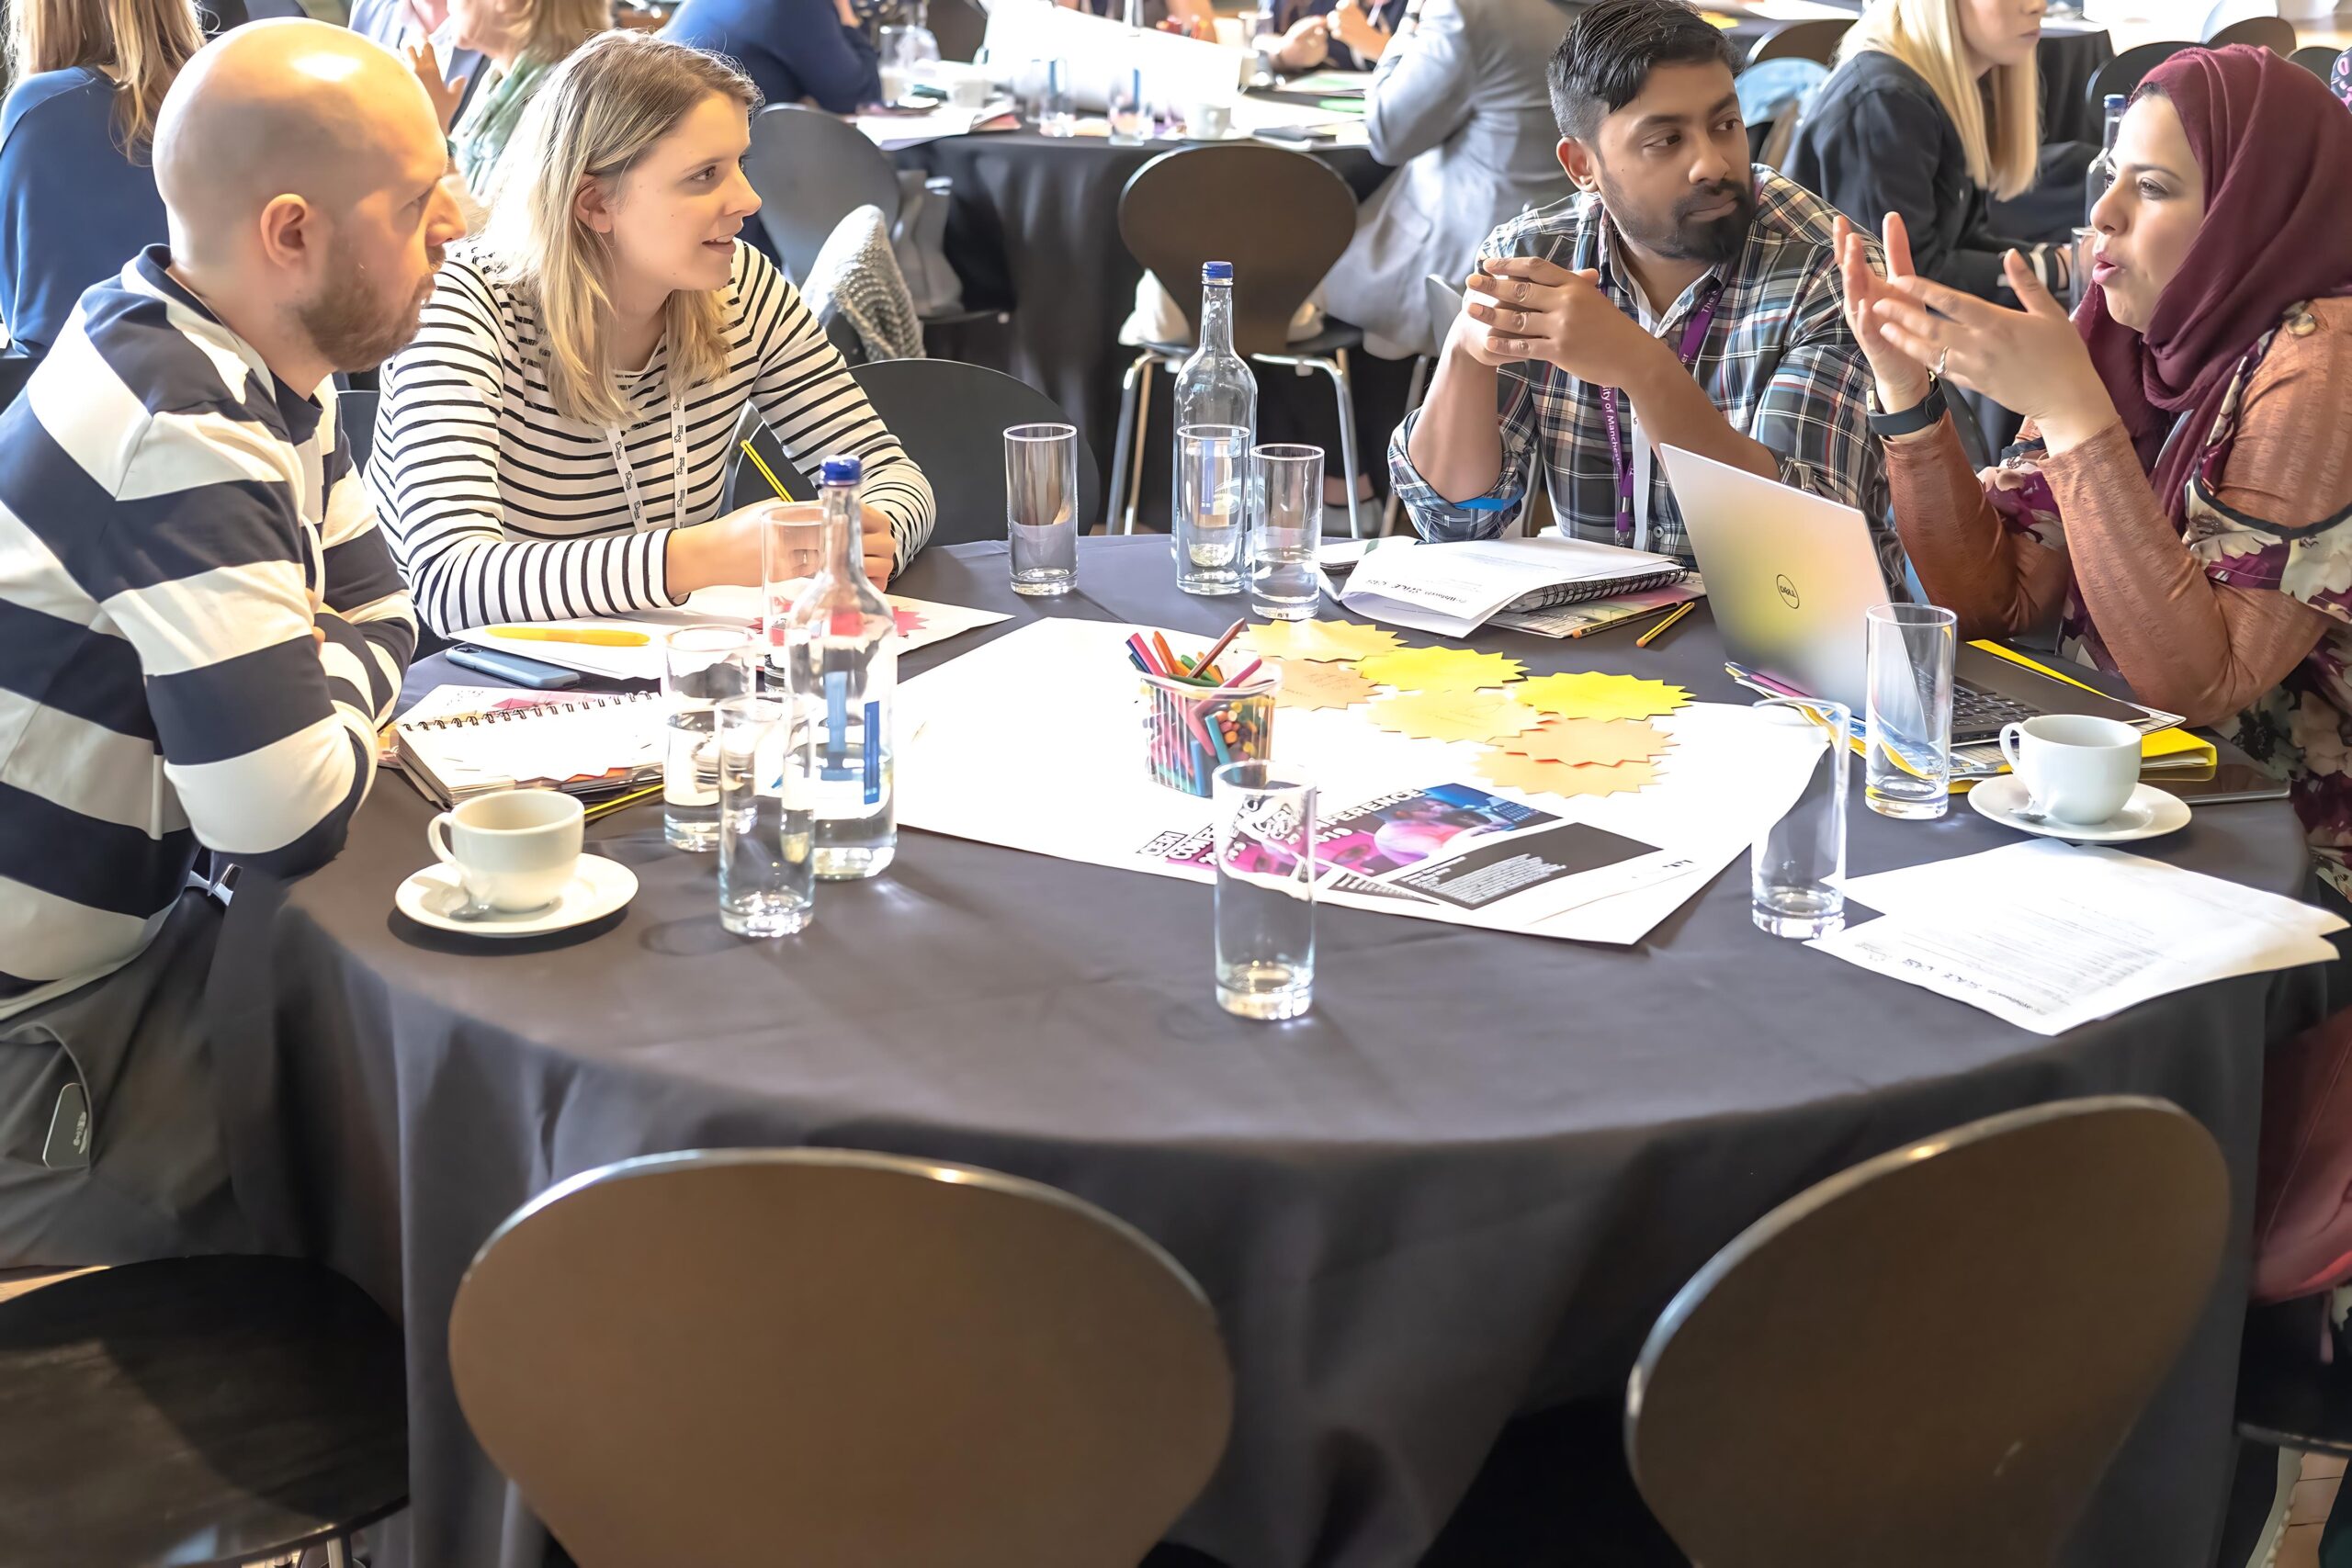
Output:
7,0,202,152
478,32,757,427
498,0,611,68
1840,0,2040,199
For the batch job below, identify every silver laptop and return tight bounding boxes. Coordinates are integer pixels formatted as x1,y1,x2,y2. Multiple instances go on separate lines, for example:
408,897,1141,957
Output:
1655,444,2145,742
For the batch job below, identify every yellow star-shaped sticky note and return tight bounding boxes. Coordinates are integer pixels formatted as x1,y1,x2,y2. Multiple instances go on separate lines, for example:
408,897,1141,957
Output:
1272,659,1379,711
1502,716,1674,768
1474,750,1659,798
1513,671,1690,722
1355,647,1526,694
1236,620,1404,664
1365,690,1544,744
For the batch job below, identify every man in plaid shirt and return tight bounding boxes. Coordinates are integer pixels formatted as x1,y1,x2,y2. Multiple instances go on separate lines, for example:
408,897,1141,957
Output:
1392,0,1893,569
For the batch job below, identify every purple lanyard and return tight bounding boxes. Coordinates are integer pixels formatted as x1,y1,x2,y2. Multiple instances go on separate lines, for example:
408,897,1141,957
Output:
1600,281,1723,549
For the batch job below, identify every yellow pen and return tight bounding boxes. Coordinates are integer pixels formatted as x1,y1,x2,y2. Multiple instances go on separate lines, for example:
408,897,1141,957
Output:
484,626,652,649
1635,601,1695,649
739,437,796,502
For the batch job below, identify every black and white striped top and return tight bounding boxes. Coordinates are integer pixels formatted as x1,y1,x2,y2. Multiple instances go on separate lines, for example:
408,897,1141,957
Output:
0,248,414,1017
371,241,933,635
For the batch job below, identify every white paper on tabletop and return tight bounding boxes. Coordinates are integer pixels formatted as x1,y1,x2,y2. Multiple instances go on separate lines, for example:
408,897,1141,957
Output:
1808,840,2345,1035
448,588,1011,681
894,616,1827,945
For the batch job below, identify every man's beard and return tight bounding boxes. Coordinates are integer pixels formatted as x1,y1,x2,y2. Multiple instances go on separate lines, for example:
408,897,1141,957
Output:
297,237,439,372
1601,172,1758,269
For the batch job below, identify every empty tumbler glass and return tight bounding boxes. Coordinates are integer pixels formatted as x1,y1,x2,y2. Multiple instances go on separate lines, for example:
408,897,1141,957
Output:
1863,602,1955,819
1005,423,1080,596
662,625,755,852
1213,761,1317,1021
1248,444,1322,621
716,694,816,939
1751,697,1850,939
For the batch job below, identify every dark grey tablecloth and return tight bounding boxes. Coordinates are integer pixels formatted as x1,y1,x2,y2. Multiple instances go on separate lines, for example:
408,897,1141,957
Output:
215,537,2322,1568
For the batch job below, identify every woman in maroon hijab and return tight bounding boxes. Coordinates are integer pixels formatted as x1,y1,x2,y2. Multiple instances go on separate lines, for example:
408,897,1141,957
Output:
1835,44,2352,905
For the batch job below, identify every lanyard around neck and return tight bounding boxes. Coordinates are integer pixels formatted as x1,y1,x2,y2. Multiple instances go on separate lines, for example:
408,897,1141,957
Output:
607,395,688,534
1600,278,1723,552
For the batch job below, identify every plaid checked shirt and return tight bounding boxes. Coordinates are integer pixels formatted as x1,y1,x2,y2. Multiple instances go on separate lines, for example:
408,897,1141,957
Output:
1390,168,1893,568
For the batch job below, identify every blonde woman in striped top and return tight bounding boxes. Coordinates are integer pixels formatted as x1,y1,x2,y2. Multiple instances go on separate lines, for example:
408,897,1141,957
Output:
371,31,933,636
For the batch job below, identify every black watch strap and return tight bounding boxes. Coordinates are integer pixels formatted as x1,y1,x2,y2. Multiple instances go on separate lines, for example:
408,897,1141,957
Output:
1870,378,1947,438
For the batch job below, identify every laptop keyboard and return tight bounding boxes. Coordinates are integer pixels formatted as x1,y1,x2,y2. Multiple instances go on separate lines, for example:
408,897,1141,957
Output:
1951,682,2039,739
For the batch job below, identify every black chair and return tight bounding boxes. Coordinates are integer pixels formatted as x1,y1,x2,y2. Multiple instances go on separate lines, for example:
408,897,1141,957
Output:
1746,17,1852,67
448,1147,1233,1566
743,104,902,288
1110,144,1369,537
0,1257,408,1568
853,358,1102,547
1626,1096,2227,1568
0,355,33,413
2207,13,2296,52
2086,39,2192,113
2291,42,2339,75
336,386,380,478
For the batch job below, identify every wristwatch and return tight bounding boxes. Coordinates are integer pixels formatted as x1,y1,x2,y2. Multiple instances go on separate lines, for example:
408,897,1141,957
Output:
1869,378,1947,438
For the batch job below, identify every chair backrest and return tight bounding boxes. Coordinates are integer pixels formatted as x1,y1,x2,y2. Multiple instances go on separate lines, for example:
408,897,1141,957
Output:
849,357,1104,547
1626,1096,2227,1568
2206,13,2296,52
2290,42,2339,76
1739,57,1828,167
931,0,989,61
743,105,903,288
1747,17,1850,67
335,388,381,479
1118,145,1358,359
2088,39,2192,112
449,1147,1232,1568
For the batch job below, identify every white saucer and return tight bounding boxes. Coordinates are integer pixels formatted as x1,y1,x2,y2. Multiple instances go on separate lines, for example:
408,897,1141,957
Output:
395,854,639,937
1968,776,2192,842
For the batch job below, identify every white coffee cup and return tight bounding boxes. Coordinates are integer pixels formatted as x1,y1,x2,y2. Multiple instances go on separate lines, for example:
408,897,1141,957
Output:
1183,99,1233,139
1997,714,2141,825
427,790,584,912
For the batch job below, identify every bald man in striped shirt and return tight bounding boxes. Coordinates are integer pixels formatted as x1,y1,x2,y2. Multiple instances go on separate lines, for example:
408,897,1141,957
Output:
0,20,460,1264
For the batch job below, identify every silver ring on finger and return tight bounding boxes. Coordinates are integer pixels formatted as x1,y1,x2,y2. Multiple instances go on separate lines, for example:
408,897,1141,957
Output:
1513,310,1528,333
1935,347,1950,378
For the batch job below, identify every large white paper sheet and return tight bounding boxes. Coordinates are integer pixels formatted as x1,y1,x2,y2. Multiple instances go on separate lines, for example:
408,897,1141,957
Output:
896,616,1827,944
451,588,1011,682
1810,840,2344,1035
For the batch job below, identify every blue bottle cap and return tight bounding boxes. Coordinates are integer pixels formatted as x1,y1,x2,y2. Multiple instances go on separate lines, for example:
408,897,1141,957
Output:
1202,261,1234,282
820,455,863,486
2103,93,2126,110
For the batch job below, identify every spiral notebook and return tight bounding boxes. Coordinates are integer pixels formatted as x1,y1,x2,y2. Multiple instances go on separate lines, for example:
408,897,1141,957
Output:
393,691,664,807
1337,536,1689,637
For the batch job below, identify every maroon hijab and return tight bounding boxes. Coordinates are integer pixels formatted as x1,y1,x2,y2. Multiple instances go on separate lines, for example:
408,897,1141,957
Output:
2078,45,2352,517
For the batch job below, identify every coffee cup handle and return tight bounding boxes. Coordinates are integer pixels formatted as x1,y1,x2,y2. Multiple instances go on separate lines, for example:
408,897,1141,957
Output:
428,812,457,867
1998,722,2038,812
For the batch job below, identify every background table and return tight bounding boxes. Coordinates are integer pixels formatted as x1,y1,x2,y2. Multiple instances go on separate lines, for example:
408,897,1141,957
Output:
216,537,2320,1568
898,131,1385,502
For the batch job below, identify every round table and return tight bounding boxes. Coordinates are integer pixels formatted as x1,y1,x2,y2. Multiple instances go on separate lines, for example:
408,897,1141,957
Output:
216,537,2320,1568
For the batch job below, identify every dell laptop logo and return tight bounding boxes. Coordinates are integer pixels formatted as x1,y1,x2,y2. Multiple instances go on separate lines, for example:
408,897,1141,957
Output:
1775,574,1801,609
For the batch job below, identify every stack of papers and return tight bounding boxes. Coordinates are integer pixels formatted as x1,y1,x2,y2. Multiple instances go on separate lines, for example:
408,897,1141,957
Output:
1809,841,2344,1035
1338,536,1688,637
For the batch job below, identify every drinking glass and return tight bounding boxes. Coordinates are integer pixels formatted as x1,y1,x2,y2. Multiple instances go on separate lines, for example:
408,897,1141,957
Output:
1248,444,1322,621
1213,761,1316,1021
2064,225,2098,316
1751,697,1850,939
1107,65,1148,144
1005,422,1080,596
1863,602,1955,820
715,693,816,938
1175,423,1249,595
878,22,938,103
662,626,755,852
1038,57,1076,136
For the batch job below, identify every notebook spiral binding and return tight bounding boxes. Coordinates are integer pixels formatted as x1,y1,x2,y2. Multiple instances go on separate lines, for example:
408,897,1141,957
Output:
406,692,661,731
1513,566,1690,611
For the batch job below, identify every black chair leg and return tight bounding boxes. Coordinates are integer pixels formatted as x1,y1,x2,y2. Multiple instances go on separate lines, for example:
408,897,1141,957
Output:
1104,351,1154,536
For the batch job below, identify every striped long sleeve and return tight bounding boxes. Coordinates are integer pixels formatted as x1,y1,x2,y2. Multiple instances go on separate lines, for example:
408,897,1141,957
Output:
373,243,933,637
